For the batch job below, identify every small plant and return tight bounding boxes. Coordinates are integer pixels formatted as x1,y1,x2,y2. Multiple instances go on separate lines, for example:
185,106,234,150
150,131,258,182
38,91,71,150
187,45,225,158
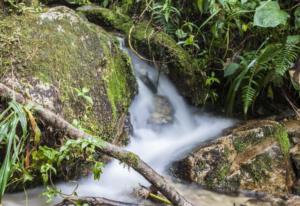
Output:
74,87,94,106
151,0,181,33
33,138,105,202
204,72,220,103
0,101,29,203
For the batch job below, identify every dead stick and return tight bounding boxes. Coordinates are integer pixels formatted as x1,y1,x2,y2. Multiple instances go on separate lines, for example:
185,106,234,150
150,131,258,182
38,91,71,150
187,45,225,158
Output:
0,83,194,206
54,196,141,206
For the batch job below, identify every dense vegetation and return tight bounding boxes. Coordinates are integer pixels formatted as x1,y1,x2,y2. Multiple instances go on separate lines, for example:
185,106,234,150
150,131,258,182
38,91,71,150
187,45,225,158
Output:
99,0,300,117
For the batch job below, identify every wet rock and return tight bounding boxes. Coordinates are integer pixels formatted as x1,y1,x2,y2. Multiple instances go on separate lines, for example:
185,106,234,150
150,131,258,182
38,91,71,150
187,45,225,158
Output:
148,95,174,125
138,71,157,94
284,119,300,145
172,120,294,195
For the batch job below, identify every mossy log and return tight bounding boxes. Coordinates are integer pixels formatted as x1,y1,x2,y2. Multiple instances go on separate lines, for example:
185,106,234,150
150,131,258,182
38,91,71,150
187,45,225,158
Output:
0,82,194,206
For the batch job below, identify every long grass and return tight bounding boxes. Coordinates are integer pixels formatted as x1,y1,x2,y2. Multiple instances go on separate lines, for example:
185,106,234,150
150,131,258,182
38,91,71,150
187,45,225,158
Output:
0,101,28,203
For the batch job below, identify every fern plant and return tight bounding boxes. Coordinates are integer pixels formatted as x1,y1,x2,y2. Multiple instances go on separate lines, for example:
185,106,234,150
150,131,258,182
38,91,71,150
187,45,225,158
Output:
151,0,181,34
225,35,300,115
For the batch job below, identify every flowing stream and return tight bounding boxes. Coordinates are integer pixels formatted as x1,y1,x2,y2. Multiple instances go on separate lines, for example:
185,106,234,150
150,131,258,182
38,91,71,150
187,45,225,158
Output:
4,39,250,206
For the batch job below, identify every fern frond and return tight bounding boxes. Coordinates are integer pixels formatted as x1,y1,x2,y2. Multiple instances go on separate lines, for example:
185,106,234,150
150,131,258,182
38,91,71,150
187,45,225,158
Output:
274,43,300,76
242,84,257,115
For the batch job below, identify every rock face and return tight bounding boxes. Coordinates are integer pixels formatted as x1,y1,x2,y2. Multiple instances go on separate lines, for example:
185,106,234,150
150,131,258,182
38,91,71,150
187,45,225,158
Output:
0,6,137,144
77,5,207,106
284,119,300,194
173,120,294,195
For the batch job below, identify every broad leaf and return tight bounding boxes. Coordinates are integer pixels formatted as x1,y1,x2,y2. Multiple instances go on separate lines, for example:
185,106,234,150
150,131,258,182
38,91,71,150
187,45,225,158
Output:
254,1,289,28
224,63,240,77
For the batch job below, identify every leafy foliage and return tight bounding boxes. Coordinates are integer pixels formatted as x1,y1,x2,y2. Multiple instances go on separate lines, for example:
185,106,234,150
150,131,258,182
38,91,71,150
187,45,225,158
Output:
225,36,300,115
0,101,28,203
32,138,104,202
0,100,105,203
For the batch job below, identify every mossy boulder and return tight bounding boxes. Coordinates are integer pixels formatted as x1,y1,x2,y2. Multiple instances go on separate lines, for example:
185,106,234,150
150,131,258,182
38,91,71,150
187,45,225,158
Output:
172,120,295,195
0,6,136,144
77,5,207,106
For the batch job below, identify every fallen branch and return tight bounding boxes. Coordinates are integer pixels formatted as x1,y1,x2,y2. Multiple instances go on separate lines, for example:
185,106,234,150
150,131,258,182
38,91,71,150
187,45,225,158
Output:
134,185,171,205
0,83,194,206
54,196,141,206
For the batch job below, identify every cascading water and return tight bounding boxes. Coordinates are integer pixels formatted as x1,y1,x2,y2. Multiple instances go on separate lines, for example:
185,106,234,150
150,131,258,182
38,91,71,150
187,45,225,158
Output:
4,38,250,206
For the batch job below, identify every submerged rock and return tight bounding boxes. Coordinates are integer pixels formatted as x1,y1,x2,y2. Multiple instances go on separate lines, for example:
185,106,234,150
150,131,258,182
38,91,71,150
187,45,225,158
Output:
148,95,174,125
76,5,207,106
172,120,294,195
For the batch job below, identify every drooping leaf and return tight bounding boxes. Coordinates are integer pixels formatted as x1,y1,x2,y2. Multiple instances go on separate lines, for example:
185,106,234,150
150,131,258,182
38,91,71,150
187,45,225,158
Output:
254,1,289,28
256,43,281,64
224,63,240,77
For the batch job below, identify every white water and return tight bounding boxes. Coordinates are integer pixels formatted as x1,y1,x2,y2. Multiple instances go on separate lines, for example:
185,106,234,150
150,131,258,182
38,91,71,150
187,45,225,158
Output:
4,39,250,206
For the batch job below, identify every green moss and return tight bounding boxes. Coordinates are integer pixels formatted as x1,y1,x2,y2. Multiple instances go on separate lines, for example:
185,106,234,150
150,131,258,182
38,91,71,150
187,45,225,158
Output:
274,125,291,156
205,160,230,189
233,134,261,153
102,42,136,118
241,153,272,183
120,0,134,14
121,152,139,167
197,160,206,171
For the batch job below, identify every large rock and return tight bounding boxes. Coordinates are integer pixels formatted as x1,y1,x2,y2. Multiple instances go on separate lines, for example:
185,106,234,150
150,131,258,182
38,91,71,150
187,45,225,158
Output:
76,5,207,106
172,120,294,195
0,7,136,143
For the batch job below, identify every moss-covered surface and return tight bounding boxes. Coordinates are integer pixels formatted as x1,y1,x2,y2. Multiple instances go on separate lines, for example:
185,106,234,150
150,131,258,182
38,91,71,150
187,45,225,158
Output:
173,120,294,195
274,125,291,156
240,153,272,184
77,5,207,105
0,6,136,142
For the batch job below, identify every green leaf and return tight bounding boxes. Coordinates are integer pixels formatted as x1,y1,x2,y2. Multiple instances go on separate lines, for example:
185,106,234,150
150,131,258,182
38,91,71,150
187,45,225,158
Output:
287,35,300,44
254,1,289,28
175,29,187,39
224,63,240,77
93,162,104,180
196,0,205,13
82,87,90,94
294,7,300,29
84,96,94,106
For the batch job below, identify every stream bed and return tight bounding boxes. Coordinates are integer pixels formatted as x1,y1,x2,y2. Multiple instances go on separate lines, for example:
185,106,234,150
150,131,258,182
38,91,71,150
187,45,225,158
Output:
3,39,251,206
